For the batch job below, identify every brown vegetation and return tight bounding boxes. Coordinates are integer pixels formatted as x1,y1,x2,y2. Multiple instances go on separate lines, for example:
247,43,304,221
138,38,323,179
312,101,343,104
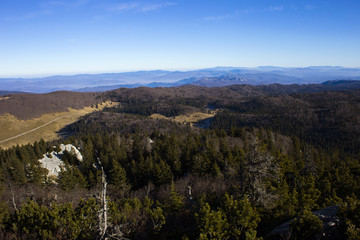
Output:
0,91,103,120
0,101,117,148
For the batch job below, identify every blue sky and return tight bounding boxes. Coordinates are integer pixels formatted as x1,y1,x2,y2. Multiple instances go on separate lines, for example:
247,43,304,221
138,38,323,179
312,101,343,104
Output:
1,0,359,77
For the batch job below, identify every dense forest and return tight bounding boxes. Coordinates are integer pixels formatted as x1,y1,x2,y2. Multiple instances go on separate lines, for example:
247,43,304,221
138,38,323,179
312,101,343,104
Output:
0,82,360,239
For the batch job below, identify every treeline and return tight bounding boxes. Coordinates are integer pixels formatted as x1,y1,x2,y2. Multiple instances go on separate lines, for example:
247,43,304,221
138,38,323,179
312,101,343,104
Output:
0,124,360,239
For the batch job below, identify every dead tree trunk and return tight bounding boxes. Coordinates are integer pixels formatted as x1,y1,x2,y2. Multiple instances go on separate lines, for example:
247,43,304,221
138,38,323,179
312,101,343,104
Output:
8,182,18,212
97,158,108,240
96,158,128,240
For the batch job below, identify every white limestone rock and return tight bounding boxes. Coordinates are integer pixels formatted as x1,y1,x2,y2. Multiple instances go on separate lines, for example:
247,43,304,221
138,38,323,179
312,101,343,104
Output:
38,144,83,178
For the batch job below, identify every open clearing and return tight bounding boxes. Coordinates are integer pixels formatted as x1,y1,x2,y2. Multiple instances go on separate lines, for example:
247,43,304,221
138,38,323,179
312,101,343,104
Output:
150,110,217,126
0,101,118,149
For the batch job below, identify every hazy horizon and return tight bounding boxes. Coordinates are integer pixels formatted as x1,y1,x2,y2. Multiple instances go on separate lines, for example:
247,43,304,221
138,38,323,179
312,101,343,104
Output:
1,65,360,79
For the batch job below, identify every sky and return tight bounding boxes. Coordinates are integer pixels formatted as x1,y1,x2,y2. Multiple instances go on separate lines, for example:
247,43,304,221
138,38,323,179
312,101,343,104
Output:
1,0,360,77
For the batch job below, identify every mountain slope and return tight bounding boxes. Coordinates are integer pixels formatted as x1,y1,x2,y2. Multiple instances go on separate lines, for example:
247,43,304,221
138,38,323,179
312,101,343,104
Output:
0,91,103,120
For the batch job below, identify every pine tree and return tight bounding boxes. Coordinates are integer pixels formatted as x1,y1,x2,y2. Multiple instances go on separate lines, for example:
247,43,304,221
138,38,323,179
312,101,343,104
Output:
165,182,184,216
152,160,173,186
108,158,128,192
222,194,260,240
58,165,87,190
74,198,100,239
290,208,323,239
0,187,8,228
143,197,165,232
196,202,228,240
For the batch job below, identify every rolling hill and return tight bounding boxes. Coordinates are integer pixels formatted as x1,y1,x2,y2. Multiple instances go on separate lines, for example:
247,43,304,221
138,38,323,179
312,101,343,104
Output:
1,80,360,149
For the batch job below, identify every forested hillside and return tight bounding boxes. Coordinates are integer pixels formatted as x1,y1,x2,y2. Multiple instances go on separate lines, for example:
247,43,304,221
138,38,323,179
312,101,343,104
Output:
0,82,360,239
0,91,103,120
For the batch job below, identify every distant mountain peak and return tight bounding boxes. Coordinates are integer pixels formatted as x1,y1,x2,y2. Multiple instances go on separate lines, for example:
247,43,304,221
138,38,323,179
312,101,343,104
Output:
1,66,360,93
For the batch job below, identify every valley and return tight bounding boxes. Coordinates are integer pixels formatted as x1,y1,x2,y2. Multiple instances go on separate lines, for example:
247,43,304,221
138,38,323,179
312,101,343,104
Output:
0,81,360,239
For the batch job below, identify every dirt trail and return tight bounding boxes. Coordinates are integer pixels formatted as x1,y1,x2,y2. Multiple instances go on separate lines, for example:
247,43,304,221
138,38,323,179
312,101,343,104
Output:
0,113,80,144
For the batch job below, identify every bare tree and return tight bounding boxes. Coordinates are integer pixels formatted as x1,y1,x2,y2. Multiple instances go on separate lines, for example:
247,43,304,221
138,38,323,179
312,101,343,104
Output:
95,158,128,240
96,157,108,239
240,142,280,209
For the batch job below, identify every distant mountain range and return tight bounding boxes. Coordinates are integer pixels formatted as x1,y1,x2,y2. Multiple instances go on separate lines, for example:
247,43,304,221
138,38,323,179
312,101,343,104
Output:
1,66,360,93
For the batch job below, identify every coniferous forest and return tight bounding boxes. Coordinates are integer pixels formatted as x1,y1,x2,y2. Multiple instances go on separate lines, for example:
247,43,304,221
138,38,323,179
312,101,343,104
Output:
1,83,360,239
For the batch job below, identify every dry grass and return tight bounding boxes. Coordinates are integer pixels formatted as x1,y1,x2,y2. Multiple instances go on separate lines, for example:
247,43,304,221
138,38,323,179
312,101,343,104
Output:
150,110,217,126
0,101,118,149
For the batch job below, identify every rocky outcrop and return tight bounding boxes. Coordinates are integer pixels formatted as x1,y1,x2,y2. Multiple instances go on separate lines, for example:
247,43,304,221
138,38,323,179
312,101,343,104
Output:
38,144,83,178
268,205,345,240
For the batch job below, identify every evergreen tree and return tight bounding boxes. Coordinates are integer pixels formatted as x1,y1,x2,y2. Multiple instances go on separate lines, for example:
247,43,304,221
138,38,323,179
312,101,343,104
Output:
290,208,323,240
76,198,100,239
222,194,260,240
152,160,173,186
58,165,87,190
143,197,166,233
165,182,184,216
0,187,8,228
196,202,228,240
108,158,129,197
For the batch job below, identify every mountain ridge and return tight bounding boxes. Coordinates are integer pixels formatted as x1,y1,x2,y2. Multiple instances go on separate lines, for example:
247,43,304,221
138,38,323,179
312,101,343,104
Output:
1,66,360,93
